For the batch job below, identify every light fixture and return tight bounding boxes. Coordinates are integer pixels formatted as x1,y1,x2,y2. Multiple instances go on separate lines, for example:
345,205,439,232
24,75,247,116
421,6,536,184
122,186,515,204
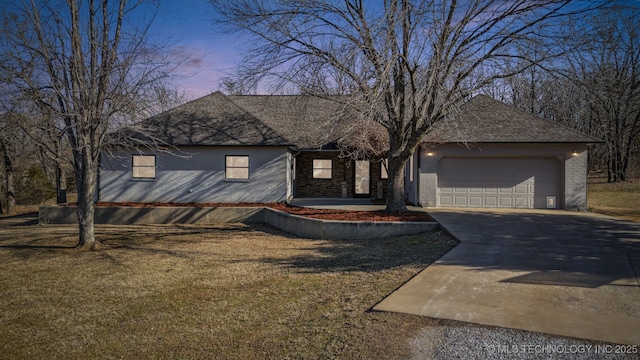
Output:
426,151,434,156
571,149,579,156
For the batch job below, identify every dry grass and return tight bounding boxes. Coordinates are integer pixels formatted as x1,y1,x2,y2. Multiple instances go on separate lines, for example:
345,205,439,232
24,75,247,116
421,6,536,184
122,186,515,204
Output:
0,214,456,359
588,174,640,222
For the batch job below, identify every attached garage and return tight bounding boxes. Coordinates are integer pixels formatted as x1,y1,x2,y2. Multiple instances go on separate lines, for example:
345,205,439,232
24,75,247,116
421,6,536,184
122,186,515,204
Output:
417,95,600,210
437,157,562,209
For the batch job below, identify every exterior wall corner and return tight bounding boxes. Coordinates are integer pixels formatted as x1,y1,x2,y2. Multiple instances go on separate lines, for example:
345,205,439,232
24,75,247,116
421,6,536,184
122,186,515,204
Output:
564,147,589,211
418,151,440,207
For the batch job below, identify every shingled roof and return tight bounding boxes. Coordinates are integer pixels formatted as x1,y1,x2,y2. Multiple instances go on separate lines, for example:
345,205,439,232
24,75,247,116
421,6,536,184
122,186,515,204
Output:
127,92,350,149
129,92,290,146
129,92,598,148
425,95,600,143
228,95,349,149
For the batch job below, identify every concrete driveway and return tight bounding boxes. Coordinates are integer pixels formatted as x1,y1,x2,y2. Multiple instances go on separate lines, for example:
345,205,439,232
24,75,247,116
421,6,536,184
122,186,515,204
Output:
373,209,640,345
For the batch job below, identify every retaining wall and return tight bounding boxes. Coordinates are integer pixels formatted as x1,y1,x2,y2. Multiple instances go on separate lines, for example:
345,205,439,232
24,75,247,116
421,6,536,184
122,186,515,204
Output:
39,206,264,225
39,206,437,240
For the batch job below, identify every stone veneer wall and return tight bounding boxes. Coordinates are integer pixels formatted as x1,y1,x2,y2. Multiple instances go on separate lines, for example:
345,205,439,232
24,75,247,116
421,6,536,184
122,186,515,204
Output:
296,152,352,197
295,151,388,198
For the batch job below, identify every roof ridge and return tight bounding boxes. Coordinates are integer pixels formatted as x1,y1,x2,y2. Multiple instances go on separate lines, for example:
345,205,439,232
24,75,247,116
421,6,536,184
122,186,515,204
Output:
146,91,225,120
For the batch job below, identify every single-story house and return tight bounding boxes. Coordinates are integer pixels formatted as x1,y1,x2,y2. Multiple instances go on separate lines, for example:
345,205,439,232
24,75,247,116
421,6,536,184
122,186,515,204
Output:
98,92,598,210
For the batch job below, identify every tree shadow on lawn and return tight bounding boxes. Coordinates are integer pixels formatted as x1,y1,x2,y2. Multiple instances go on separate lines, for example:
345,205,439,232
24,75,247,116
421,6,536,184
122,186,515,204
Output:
255,224,458,274
0,219,458,275
0,212,40,226
0,222,259,260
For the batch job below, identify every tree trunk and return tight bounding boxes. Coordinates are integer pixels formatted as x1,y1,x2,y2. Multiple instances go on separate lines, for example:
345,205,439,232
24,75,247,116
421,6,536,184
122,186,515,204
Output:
56,165,67,204
75,152,98,250
385,155,408,214
6,170,15,214
607,148,629,182
2,143,15,214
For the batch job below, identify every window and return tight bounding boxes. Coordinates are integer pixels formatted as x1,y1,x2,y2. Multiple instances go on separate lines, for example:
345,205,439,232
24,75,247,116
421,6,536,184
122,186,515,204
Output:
381,159,388,179
312,159,332,179
226,155,249,179
132,155,156,179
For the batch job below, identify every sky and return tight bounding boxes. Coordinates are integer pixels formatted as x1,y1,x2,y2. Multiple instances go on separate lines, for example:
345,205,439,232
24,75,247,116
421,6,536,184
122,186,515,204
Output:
3,0,638,101
148,0,242,99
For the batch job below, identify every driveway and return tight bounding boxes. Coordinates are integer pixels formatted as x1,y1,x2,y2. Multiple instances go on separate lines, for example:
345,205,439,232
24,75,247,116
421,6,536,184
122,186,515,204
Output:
373,209,640,345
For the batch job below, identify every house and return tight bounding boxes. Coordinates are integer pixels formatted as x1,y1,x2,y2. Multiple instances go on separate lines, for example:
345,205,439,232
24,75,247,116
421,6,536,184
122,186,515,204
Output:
98,92,598,210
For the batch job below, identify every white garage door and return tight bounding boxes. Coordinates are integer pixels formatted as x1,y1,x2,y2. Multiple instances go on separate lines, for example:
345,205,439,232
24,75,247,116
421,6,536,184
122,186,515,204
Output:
437,157,561,209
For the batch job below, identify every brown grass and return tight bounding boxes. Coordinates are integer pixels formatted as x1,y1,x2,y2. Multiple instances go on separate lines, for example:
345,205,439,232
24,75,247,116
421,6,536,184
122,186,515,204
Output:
0,214,456,359
588,174,640,222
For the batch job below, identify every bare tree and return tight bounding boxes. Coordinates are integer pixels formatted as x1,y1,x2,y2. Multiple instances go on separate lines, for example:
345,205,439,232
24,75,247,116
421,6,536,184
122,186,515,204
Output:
135,81,192,117
0,119,18,214
0,110,36,214
500,4,640,181
0,0,174,249
216,76,257,95
561,6,640,182
211,0,605,213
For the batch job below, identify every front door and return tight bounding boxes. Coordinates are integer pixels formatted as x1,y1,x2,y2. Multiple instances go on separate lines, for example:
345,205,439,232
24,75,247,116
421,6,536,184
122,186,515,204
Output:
355,160,370,196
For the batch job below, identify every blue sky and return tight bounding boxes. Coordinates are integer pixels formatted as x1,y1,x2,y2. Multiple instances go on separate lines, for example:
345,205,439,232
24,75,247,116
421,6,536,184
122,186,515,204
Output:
150,0,241,99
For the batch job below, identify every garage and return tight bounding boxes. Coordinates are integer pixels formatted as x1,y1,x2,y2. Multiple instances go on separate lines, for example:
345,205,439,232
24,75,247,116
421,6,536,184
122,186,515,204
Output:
437,157,562,209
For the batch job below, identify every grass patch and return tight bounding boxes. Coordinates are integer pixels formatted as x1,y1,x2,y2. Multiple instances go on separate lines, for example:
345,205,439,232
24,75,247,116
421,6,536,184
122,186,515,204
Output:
588,174,640,222
0,216,456,359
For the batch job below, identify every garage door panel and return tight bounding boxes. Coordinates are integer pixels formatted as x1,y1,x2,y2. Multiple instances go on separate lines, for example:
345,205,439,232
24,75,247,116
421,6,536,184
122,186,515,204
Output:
514,197,529,207
483,186,498,194
484,196,498,206
499,186,513,194
439,186,453,194
499,197,513,207
514,183,529,194
438,157,561,209
440,195,453,206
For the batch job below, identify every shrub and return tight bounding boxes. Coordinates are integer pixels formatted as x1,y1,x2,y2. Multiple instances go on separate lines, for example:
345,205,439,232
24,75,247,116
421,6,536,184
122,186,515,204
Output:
16,166,55,205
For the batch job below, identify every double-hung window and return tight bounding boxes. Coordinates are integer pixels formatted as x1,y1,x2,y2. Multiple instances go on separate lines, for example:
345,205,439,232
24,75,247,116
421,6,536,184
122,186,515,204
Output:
226,155,249,180
132,155,156,179
312,159,332,179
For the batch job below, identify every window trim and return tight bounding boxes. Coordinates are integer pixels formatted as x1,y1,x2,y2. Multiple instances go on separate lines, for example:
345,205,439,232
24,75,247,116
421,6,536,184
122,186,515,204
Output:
225,155,250,180
312,159,332,179
131,154,156,179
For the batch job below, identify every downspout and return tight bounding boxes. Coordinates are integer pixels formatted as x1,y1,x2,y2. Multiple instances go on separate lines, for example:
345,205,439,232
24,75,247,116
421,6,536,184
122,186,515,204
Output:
288,147,301,203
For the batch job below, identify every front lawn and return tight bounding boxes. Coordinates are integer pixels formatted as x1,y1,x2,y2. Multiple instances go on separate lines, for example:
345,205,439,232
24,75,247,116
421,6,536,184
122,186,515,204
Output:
0,216,456,359
588,174,640,222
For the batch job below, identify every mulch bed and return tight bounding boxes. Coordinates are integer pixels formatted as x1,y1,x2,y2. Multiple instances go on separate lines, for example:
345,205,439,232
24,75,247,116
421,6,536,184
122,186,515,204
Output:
87,202,435,222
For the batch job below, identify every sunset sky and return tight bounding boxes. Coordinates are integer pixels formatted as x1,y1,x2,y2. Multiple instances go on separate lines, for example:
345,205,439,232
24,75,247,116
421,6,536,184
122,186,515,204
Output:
2,0,638,101
149,0,242,99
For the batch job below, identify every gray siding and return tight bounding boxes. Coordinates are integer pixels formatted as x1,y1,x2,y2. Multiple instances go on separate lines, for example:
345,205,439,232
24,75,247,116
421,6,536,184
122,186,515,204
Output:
418,143,589,210
99,146,290,203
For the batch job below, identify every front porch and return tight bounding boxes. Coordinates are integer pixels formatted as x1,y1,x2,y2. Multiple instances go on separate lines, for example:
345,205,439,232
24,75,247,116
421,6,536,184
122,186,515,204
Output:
293,151,388,199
